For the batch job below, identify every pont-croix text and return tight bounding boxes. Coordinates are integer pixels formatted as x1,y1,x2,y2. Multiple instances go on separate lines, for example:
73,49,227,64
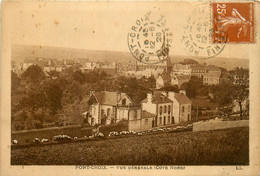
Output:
75,165,186,170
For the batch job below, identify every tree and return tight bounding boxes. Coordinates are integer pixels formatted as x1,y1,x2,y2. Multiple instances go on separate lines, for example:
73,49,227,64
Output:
48,70,60,78
20,87,47,116
45,81,63,115
180,76,203,98
210,83,234,113
179,59,198,65
21,65,45,83
233,85,249,117
63,80,83,104
11,71,20,92
161,85,179,92
73,70,85,84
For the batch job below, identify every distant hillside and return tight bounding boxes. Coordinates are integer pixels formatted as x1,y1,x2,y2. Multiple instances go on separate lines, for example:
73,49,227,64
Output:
170,55,249,70
11,44,134,64
12,45,249,70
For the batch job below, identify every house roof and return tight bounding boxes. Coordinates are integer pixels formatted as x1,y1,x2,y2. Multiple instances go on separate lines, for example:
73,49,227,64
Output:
191,64,206,70
91,91,131,106
172,63,191,69
206,65,221,71
174,93,191,104
141,110,156,119
142,92,172,104
204,71,221,78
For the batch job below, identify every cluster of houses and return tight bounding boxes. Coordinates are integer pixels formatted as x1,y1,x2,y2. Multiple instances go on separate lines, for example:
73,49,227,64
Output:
82,90,191,131
12,56,249,132
156,64,224,89
12,57,241,89
11,58,118,77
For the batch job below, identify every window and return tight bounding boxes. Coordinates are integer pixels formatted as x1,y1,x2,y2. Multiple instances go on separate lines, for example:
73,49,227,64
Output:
159,106,162,115
164,105,167,113
145,119,148,125
122,98,126,106
164,116,166,125
160,117,162,124
168,105,171,114
182,106,185,113
107,108,111,116
91,118,94,125
172,116,174,124
168,116,170,123
188,114,190,121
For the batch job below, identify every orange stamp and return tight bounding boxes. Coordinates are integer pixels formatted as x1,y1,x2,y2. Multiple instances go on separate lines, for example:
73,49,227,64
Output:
212,2,254,43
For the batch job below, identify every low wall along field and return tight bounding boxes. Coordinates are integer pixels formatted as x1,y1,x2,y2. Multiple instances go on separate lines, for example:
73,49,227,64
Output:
193,120,249,132
12,125,93,145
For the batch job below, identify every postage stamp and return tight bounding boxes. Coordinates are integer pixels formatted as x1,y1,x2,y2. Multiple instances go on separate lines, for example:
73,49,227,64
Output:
212,2,254,43
128,11,172,64
181,3,227,59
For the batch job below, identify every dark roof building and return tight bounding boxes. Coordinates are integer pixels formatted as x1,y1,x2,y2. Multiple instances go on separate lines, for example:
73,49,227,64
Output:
174,93,192,104
141,92,172,104
89,91,133,106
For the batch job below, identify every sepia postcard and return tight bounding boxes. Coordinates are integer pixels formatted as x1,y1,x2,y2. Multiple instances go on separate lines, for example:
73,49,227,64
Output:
1,0,260,176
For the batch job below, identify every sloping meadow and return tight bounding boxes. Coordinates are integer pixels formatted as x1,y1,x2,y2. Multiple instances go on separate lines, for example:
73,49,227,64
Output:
11,127,249,165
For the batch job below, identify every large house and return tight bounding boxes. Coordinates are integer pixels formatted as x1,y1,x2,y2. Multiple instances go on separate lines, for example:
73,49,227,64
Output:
84,91,139,125
172,63,192,76
191,65,208,78
128,110,156,131
141,92,173,127
203,71,222,85
191,65,222,79
156,74,190,89
171,75,190,88
167,90,192,123
141,90,192,126
127,53,172,74
231,67,249,87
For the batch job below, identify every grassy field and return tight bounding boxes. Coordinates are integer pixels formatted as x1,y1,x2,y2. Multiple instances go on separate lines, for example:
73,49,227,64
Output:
11,127,249,165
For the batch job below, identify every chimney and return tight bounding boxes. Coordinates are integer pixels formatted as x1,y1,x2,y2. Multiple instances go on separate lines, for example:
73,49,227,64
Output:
161,91,168,97
162,96,165,101
147,93,153,103
116,91,121,102
90,90,95,96
180,90,186,95
168,91,175,101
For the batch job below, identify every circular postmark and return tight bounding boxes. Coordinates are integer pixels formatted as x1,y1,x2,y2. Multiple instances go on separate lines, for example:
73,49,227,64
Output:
181,3,227,59
128,12,172,64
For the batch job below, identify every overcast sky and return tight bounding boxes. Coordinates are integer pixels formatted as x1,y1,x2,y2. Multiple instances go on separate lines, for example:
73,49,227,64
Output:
4,1,252,59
